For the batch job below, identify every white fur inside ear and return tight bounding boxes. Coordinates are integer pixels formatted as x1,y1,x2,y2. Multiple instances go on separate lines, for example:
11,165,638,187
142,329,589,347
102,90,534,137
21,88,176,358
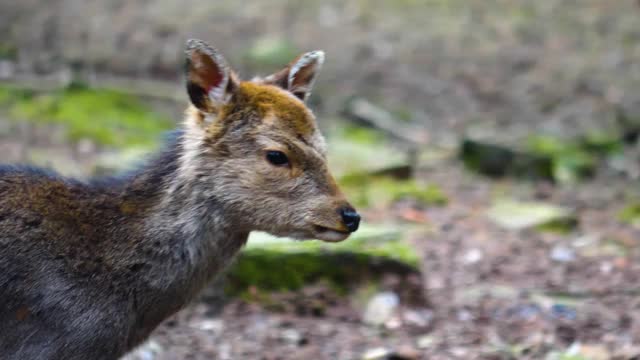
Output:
207,50,231,105
207,72,229,105
186,39,232,107
288,50,325,91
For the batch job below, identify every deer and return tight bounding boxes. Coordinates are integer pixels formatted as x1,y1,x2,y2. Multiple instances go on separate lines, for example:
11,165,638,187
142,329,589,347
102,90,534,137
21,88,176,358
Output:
0,39,360,360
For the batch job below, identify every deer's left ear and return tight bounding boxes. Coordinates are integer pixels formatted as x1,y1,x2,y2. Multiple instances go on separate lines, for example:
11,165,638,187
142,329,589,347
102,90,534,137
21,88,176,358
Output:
185,39,239,113
263,50,325,102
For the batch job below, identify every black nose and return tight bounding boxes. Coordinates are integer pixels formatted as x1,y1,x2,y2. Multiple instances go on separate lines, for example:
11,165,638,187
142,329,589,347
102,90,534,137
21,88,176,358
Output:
340,208,361,232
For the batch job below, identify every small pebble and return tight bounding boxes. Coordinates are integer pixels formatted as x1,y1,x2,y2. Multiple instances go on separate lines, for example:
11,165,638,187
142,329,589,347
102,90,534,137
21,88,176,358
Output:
550,245,575,263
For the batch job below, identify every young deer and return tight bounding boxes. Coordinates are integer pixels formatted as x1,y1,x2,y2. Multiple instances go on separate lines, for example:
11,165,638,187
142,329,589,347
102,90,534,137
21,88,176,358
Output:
0,39,360,360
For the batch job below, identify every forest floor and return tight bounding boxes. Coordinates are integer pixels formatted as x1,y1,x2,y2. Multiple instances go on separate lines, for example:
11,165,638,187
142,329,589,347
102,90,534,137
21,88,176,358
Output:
2,83,640,359
124,163,640,360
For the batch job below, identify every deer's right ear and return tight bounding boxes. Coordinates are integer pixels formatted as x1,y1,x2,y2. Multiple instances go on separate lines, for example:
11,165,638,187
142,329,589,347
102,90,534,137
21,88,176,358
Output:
185,39,238,113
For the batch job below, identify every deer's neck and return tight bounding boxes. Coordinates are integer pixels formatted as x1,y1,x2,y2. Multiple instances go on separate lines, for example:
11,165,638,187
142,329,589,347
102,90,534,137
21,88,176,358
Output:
109,131,248,332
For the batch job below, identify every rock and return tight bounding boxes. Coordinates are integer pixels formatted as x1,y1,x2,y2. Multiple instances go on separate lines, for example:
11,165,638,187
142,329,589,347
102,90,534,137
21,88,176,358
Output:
462,248,483,264
121,340,163,360
362,347,391,360
191,319,224,333
461,137,553,180
226,225,421,295
527,135,599,183
550,245,576,263
461,131,610,183
416,335,435,349
456,309,474,322
487,200,577,231
385,315,402,329
280,328,304,346
402,309,433,328
363,291,400,326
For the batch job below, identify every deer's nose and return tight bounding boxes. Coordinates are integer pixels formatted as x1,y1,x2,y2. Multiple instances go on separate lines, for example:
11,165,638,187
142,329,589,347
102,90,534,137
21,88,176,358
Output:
340,207,361,233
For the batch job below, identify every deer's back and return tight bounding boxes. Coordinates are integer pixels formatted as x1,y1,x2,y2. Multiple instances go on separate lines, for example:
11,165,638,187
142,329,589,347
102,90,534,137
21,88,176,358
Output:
0,166,134,359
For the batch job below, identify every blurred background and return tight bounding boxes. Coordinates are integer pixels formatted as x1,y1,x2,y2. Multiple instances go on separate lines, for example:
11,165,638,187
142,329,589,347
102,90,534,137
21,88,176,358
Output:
1,1,640,359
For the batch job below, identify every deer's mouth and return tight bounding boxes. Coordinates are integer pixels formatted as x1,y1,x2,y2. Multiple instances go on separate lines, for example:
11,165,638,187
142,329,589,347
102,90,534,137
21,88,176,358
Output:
312,225,350,242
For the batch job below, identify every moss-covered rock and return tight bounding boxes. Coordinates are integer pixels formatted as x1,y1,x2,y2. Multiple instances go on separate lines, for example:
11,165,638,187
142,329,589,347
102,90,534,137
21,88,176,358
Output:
461,131,625,183
525,135,597,183
487,199,578,231
225,224,420,296
461,138,553,180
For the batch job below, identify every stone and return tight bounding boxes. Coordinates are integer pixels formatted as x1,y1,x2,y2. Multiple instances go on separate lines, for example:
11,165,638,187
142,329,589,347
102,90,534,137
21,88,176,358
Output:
461,137,553,180
363,291,400,326
225,224,420,295
487,200,577,231
550,245,575,263
280,328,304,346
362,347,391,360
121,340,163,360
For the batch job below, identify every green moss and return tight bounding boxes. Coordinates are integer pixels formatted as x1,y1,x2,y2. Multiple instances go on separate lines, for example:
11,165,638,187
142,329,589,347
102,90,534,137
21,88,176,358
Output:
580,131,624,155
227,251,355,294
0,85,32,105
465,131,625,184
619,202,640,227
526,135,596,183
339,172,448,208
535,217,578,234
339,124,386,145
226,229,419,296
1,85,172,148
488,199,577,231
526,135,567,155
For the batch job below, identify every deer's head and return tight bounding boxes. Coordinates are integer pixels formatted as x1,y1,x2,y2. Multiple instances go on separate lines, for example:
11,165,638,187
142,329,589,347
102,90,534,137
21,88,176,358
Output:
181,39,359,242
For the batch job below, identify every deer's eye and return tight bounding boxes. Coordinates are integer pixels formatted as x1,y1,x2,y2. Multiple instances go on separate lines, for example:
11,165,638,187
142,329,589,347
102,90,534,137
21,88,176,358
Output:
266,150,289,166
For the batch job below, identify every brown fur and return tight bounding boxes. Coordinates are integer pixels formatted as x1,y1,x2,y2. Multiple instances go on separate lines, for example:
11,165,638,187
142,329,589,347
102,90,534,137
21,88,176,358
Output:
0,39,357,360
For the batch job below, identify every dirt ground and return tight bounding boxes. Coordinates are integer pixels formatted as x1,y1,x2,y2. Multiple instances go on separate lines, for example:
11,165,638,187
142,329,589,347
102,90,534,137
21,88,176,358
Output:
122,163,640,360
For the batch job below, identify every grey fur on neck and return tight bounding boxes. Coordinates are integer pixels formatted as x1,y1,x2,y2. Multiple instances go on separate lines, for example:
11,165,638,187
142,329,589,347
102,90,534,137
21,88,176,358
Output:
105,130,249,341
141,163,248,289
